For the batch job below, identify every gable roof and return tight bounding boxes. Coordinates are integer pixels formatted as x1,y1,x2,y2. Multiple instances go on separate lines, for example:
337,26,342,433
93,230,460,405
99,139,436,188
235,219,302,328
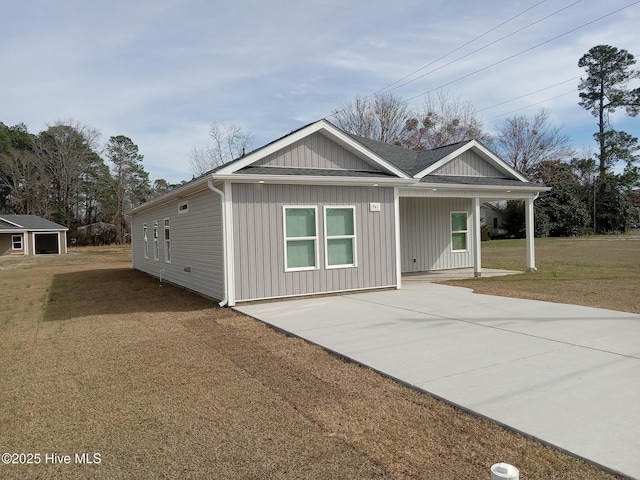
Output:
350,135,468,177
350,135,528,182
214,119,411,179
0,215,67,231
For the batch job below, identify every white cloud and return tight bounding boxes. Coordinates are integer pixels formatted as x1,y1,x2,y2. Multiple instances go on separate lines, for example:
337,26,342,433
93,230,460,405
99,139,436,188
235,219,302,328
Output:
2,0,639,182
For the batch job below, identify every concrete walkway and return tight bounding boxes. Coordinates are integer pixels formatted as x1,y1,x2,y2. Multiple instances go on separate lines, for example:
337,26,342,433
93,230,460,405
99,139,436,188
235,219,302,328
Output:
236,282,640,479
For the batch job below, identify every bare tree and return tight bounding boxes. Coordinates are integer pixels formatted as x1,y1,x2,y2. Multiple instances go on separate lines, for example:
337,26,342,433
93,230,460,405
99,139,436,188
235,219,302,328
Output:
492,109,575,179
331,93,412,144
404,91,491,150
189,123,254,176
33,119,102,227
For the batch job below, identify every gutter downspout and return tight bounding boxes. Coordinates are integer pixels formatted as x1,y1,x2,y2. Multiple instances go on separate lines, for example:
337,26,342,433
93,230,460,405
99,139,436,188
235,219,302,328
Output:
207,179,228,307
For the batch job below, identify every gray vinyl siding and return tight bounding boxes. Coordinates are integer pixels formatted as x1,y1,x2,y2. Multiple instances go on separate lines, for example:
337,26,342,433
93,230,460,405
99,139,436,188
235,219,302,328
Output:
131,189,224,301
253,132,377,171
232,183,396,302
400,197,474,272
431,150,504,177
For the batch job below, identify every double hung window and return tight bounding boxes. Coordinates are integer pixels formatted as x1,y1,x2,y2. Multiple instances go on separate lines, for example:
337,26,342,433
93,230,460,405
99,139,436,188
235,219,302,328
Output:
451,212,468,252
153,221,159,260
324,207,356,268
164,219,171,263
284,207,318,271
12,235,22,250
143,225,148,259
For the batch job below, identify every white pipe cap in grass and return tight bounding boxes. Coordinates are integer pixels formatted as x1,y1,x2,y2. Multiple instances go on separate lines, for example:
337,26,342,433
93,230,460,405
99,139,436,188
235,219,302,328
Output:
490,462,519,480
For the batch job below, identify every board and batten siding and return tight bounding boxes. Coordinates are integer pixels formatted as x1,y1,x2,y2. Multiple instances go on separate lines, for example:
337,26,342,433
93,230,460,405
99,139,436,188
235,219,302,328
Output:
131,188,224,301
252,132,377,171
431,150,504,177
232,183,396,302
400,197,474,272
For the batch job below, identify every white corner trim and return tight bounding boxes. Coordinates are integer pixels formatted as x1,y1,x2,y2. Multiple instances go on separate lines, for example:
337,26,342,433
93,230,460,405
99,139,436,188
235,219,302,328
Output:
394,187,402,289
0,216,24,228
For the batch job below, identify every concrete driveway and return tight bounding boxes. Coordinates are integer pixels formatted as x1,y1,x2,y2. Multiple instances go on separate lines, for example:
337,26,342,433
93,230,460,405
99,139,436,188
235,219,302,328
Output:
236,282,640,479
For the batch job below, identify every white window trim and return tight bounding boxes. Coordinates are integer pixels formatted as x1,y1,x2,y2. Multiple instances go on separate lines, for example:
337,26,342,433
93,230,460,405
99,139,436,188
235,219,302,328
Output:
178,201,188,214
164,218,171,264
143,224,148,259
283,205,318,272
11,234,23,250
451,211,469,253
324,205,357,269
153,221,159,261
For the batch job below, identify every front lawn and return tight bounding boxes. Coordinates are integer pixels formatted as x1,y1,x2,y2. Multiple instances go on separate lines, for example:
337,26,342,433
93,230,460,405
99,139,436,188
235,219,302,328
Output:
447,234,640,314
0,246,625,479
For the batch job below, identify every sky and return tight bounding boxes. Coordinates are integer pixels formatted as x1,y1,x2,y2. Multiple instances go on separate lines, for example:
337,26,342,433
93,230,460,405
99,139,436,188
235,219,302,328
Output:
2,0,639,183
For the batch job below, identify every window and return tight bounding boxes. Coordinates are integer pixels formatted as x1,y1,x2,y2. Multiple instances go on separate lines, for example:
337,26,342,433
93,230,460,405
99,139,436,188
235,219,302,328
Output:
493,217,498,229
324,207,356,268
178,201,188,214
12,235,22,250
143,224,148,259
284,207,317,271
164,218,171,263
153,221,159,261
451,212,468,252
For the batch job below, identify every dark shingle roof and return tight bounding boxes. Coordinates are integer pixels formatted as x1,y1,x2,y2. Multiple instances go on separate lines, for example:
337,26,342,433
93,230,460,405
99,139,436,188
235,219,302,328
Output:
0,215,67,230
349,135,469,176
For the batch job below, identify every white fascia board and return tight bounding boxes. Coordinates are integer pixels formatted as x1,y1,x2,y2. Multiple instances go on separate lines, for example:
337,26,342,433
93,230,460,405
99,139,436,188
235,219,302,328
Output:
215,119,411,179
23,228,69,232
0,228,27,234
210,173,415,186
0,217,24,228
416,182,550,192
413,140,529,183
132,177,211,215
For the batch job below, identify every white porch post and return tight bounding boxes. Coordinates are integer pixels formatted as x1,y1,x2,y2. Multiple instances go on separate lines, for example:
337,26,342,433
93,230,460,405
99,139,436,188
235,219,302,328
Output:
473,197,482,277
525,197,537,272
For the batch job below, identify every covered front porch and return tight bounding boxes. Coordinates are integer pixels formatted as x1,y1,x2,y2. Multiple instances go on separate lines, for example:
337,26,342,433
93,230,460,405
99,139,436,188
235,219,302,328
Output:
397,187,540,282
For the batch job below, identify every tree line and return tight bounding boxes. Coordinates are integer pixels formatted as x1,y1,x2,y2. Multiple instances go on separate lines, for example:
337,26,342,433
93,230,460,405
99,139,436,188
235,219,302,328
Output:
0,121,178,245
329,44,640,236
1,44,638,245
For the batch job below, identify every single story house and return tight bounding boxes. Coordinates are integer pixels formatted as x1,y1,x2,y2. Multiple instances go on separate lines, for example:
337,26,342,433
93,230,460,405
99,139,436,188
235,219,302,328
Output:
131,119,549,306
0,215,68,256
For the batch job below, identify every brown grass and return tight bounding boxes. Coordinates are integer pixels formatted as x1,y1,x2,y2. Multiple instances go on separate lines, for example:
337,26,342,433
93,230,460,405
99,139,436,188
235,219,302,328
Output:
0,245,627,479
447,233,640,314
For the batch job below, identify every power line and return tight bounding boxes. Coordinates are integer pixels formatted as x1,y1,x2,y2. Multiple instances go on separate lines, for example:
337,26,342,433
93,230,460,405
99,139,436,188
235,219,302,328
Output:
477,76,582,113
382,0,584,96
404,1,640,103
487,89,578,121
328,0,552,119
374,0,549,96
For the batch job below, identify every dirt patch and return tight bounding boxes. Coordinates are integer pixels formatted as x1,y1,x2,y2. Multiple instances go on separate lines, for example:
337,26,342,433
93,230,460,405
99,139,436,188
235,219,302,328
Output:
0,246,625,479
